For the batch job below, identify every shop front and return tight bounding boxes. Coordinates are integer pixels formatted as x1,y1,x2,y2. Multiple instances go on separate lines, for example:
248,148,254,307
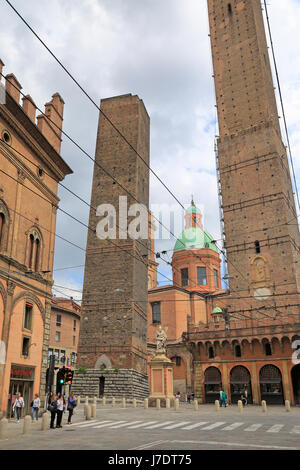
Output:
7,364,35,419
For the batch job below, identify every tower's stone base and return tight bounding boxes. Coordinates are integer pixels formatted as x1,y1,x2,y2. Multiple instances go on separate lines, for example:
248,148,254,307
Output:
71,369,149,400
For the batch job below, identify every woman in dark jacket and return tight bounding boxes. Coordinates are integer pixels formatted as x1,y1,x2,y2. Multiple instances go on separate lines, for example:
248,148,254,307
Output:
67,392,76,424
48,393,57,429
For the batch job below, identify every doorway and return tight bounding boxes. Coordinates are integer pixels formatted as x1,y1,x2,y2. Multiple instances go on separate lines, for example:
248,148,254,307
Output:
7,380,33,419
230,366,253,404
99,376,105,398
259,365,284,405
204,367,222,404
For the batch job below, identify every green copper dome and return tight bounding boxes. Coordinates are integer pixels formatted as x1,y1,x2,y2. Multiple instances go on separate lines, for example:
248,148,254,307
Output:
173,227,219,253
212,306,223,314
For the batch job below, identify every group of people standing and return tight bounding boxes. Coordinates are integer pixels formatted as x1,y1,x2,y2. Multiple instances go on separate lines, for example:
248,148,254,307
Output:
48,391,77,429
11,391,77,428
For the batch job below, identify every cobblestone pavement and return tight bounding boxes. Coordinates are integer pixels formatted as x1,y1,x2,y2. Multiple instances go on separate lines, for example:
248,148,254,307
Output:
1,403,300,450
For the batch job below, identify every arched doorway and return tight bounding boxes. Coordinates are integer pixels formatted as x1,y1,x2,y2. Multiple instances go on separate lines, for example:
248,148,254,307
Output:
291,364,300,405
230,366,252,404
204,367,222,403
259,365,284,405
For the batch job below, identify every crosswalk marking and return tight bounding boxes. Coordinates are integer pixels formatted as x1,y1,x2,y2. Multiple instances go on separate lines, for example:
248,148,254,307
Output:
127,421,158,429
222,422,244,431
182,422,208,430
71,419,296,435
163,422,191,430
77,420,108,428
109,421,142,429
244,424,263,432
71,420,97,427
290,426,300,434
267,425,284,433
93,420,124,429
144,421,174,429
201,422,226,431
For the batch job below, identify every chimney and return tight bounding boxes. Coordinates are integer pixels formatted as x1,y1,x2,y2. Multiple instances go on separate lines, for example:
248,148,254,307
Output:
37,92,64,154
5,73,22,104
22,94,36,122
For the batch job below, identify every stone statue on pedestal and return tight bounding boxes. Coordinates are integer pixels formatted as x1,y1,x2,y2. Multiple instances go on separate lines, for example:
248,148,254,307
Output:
156,326,167,354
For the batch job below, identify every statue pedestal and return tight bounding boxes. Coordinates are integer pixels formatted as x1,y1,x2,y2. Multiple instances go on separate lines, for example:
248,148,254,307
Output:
149,353,175,407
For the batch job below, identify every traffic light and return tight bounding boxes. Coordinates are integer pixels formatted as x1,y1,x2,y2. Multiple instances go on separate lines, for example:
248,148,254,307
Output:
46,355,55,392
66,370,74,385
57,367,67,385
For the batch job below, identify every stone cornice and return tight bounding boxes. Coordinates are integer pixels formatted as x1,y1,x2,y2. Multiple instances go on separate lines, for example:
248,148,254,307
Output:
1,92,72,180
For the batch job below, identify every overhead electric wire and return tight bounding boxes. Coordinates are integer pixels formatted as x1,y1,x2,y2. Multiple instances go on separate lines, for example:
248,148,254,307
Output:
263,0,300,215
3,0,295,321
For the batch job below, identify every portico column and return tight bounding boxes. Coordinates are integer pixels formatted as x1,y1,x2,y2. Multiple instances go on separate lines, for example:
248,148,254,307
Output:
251,362,259,405
0,280,16,417
282,360,291,403
194,362,203,404
222,363,229,398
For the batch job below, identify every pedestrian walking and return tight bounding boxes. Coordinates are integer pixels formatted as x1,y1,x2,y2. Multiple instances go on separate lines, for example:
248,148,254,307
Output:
187,392,191,404
56,392,65,428
48,394,57,429
176,391,181,400
67,392,77,424
219,389,228,407
13,392,24,423
241,394,247,406
31,393,40,421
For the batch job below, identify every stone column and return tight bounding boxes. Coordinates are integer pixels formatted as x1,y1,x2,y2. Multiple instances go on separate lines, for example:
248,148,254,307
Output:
251,362,259,405
0,280,15,417
282,360,291,402
194,362,203,404
222,363,229,398
40,299,51,408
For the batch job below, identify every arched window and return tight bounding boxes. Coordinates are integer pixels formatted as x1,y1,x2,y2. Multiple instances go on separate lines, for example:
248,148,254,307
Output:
0,200,10,252
35,239,40,272
0,213,5,248
265,342,272,356
27,229,42,272
28,234,34,268
208,346,214,359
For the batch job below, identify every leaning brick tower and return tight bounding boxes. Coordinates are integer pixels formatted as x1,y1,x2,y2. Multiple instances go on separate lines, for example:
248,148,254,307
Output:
73,94,150,399
208,0,300,316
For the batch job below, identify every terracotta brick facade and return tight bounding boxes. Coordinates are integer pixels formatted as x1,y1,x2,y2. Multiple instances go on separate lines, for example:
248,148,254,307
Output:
0,60,72,417
49,298,81,370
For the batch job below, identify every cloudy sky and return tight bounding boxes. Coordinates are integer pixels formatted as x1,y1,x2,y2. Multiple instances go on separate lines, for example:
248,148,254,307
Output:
1,0,300,301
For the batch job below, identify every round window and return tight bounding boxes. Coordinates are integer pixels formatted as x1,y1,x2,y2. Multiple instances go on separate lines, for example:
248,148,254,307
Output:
2,130,11,144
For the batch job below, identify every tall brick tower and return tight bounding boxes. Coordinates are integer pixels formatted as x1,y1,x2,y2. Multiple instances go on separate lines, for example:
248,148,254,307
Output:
208,0,300,317
74,94,150,398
